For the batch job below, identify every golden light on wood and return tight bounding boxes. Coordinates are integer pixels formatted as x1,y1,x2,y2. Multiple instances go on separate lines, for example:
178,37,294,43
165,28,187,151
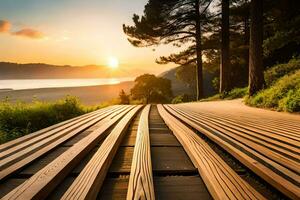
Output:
107,56,119,69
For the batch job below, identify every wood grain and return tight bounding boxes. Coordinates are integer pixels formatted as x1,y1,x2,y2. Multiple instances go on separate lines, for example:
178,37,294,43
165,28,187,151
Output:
165,104,300,199
127,105,155,200
61,105,142,200
0,105,117,153
1,105,134,200
158,104,265,200
0,106,124,181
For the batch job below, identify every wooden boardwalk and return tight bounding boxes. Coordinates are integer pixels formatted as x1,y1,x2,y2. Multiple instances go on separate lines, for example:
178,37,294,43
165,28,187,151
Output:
0,101,299,199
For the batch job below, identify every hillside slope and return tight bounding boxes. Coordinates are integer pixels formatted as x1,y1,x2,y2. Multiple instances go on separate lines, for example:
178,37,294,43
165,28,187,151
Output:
0,62,138,79
160,66,216,97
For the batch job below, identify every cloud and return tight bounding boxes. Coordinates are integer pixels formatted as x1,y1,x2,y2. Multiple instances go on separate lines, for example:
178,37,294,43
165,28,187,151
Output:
0,20,11,33
0,19,47,40
12,28,46,39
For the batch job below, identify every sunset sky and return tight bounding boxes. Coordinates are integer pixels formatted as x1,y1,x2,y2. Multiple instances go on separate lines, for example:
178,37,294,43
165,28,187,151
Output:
0,0,176,76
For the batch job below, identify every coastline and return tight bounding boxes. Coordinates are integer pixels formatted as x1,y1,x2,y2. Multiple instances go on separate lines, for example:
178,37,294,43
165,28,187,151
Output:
0,81,134,105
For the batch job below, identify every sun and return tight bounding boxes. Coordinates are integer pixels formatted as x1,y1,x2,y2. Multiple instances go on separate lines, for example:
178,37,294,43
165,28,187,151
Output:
107,56,119,69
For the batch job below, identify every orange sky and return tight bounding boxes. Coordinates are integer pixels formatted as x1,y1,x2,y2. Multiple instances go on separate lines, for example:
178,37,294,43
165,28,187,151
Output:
0,0,177,76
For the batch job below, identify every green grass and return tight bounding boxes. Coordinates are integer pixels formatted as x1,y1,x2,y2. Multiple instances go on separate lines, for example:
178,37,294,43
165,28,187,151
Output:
264,58,300,86
201,58,300,113
245,70,300,112
201,87,248,102
0,96,107,144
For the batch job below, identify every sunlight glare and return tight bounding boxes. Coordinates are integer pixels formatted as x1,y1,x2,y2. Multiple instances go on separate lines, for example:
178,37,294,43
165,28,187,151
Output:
107,56,119,69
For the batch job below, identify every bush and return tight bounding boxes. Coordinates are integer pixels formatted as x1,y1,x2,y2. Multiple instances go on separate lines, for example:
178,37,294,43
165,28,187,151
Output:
131,74,173,103
118,90,130,104
172,94,190,104
225,87,248,99
0,96,97,144
264,58,300,86
246,70,300,112
201,87,248,102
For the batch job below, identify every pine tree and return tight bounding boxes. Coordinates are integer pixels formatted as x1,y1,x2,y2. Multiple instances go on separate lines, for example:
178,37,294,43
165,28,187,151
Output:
249,0,264,95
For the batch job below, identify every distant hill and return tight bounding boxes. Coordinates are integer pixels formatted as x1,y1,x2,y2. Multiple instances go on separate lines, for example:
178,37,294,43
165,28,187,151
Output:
0,61,217,98
0,62,134,79
159,66,217,97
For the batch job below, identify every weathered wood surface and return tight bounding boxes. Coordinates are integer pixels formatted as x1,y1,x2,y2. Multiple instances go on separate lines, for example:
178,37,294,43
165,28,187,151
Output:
0,101,298,199
0,105,125,181
127,105,155,200
158,104,265,200
166,100,300,199
61,105,142,200
0,106,116,152
2,105,135,200
0,105,119,161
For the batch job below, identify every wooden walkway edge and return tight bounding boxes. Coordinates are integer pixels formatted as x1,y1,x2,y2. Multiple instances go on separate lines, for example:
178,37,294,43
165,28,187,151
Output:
127,105,155,200
2,106,136,200
165,104,300,199
0,102,298,200
61,105,142,200
158,105,265,200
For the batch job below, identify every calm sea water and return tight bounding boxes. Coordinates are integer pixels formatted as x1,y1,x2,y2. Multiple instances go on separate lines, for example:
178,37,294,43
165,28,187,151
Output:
0,78,132,90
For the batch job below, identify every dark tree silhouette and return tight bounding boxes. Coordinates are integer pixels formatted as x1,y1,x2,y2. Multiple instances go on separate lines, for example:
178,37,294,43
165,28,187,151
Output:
123,0,213,100
119,89,130,104
220,0,231,93
130,74,173,103
249,0,264,95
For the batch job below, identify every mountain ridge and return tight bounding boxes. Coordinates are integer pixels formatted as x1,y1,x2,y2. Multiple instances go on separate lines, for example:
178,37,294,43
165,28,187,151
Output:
0,62,136,79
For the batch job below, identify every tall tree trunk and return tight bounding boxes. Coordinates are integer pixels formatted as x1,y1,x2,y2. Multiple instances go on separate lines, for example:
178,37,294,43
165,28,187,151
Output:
242,0,250,84
244,11,250,80
249,0,264,96
195,0,203,100
220,0,231,93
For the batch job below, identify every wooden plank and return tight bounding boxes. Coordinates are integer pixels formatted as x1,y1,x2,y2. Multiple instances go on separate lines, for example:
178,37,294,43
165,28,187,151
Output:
0,105,119,161
173,107,300,172
158,105,265,200
19,147,69,176
171,106,300,178
109,147,134,173
1,105,135,200
150,134,181,146
98,177,129,200
0,106,126,181
154,176,212,200
0,105,117,152
151,147,197,173
165,105,300,199
127,105,155,200
60,105,142,200
0,179,27,198
121,131,137,146
178,103,300,140
175,106,300,150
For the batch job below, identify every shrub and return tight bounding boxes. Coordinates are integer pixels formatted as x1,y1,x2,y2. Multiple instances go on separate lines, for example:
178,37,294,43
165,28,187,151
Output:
131,74,173,103
0,96,96,144
246,70,300,112
118,89,130,104
264,58,300,86
225,87,248,99
171,94,190,104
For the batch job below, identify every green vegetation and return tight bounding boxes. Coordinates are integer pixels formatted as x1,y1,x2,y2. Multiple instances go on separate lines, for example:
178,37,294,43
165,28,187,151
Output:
0,96,106,144
246,70,300,112
118,89,130,104
124,0,299,103
171,94,191,104
201,87,248,102
264,58,300,86
202,59,300,112
130,74,173,104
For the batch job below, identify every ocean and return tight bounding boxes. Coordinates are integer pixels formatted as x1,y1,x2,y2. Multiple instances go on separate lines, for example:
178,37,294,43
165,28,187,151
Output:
0,78,132,90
